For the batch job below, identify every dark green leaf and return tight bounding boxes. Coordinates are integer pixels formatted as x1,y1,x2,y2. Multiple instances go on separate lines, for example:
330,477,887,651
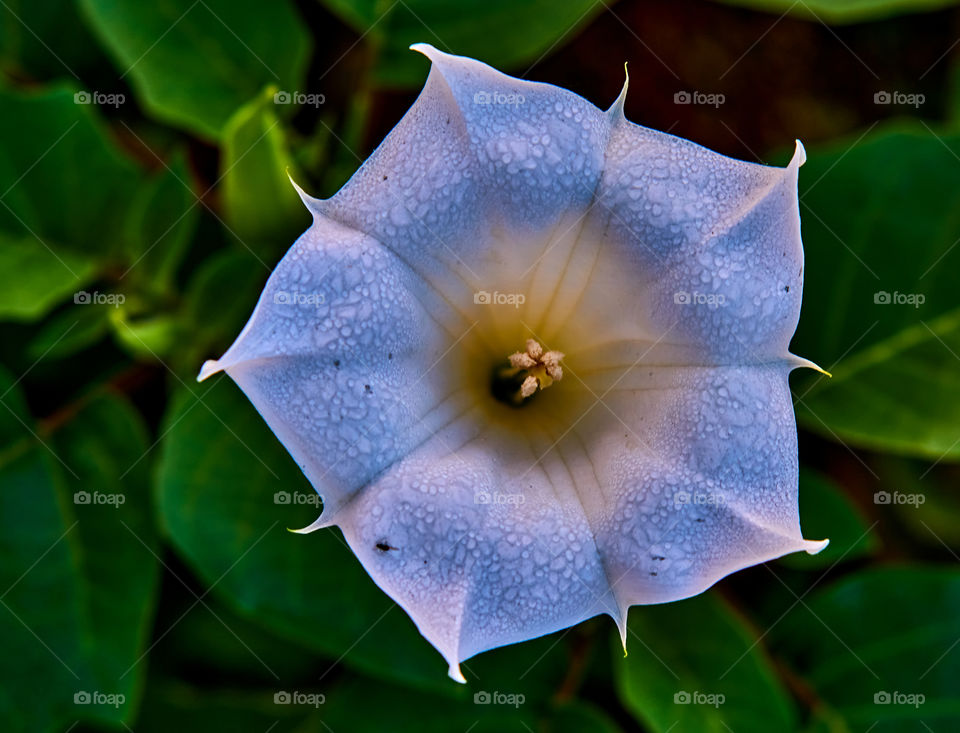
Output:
714,0,960,24
0,369,159,732
221,87,310,252
0,235,97,321
779,468,878,570
156,377,454,692
616,593,796,733
80,0,310,139
793,124,960,460
770,567,960,732
317,0,605,87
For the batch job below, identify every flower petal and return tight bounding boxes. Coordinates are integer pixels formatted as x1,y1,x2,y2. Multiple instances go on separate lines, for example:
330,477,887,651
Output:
198,212,454,522
586,111,807,361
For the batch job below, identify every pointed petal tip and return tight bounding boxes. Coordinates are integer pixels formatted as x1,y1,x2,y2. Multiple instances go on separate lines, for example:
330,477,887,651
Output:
447,662,466,684
197,359,222,382
287,170,324,216
409,42,442,61
804,537,830,555
793,139,807,167
788,354,831,377
608,63,629,119
290,514,327,534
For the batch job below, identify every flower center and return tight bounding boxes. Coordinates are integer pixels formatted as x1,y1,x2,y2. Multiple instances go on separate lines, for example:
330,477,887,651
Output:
490,338,564,408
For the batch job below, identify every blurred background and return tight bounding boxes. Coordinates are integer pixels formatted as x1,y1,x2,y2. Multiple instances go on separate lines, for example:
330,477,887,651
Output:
1,0,959,731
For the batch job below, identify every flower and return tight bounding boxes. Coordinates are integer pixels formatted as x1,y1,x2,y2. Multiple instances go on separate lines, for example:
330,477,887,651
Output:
198,44,828,682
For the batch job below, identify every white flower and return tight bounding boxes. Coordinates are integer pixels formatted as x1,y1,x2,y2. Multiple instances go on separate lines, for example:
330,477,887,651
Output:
199,44,827,682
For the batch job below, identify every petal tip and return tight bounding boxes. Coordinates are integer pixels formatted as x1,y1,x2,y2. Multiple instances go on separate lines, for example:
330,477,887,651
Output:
788,354,831,377
607,62,629,120
290,514,327,534
287,171,324,217
447,662,466,684
804,537,830,555
197,359,222,382
793,139,807,167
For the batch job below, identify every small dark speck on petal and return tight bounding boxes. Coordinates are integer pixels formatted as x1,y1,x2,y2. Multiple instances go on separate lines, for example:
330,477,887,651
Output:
784,285,790,292
388,353,393,360
375,542,397,552
649,571,657,576
333,360,340,368
383,175,388,180
364,384,372,393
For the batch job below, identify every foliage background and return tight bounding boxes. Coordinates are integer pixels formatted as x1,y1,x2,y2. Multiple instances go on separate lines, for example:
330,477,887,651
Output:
1,0,959,731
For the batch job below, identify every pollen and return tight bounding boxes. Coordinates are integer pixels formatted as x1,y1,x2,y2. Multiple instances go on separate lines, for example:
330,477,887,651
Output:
509,339,564,397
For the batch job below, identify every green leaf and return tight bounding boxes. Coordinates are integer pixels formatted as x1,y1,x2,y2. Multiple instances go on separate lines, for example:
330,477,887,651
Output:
26,303,113,359
616,592,795,733
0,235,97,321
123,151,201,297
317,0,605,87
175,248,267,373
80,0,310,140
792,124,960,460
770,567,960,732
0,83,139,256
779,468,878,570
714,0,960,24
221,87,310,251
0,370,159,732
0,0,108,81
156,377,454,692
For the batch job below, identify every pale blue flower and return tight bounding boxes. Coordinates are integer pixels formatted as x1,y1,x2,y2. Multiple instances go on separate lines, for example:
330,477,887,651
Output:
200,44,827,682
